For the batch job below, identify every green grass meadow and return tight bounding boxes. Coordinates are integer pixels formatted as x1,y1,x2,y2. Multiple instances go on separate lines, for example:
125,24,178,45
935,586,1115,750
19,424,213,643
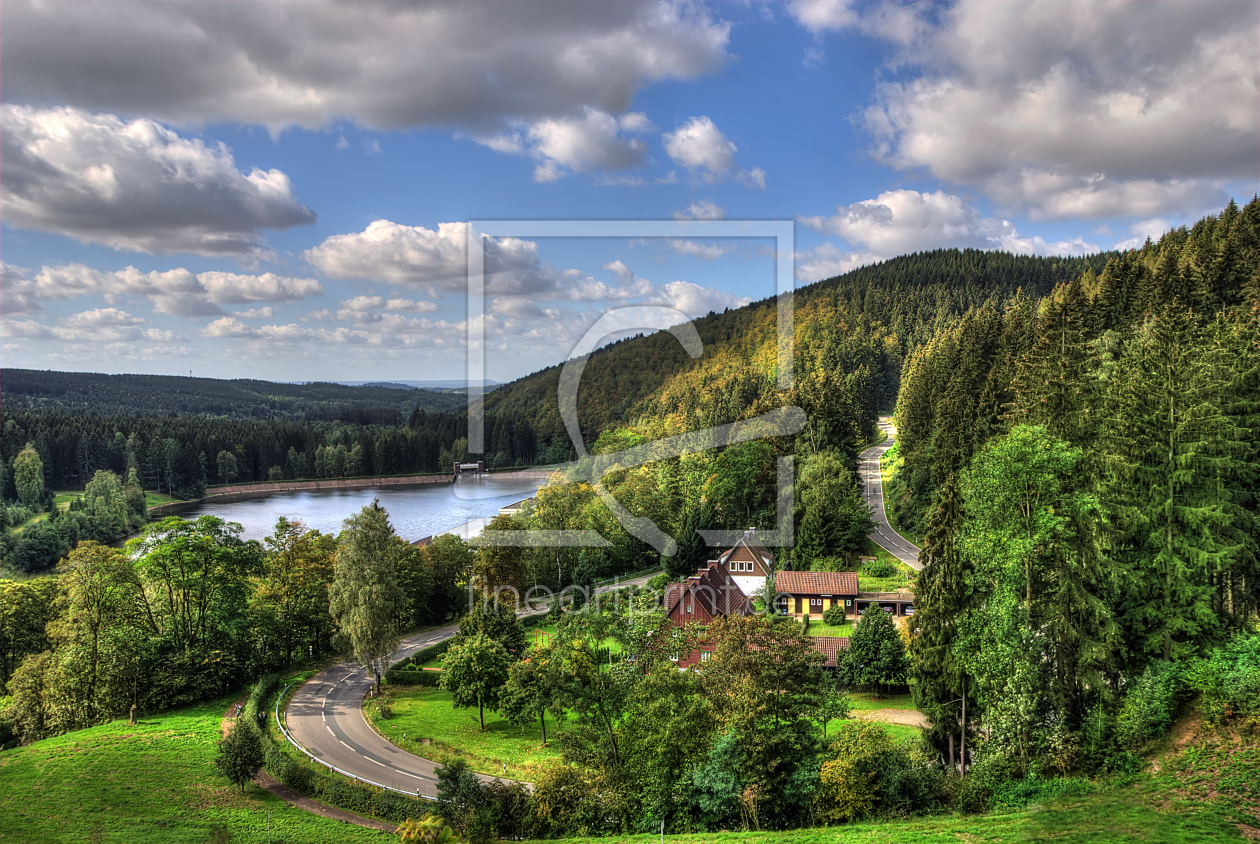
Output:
0,699,390,844
371,687,561,782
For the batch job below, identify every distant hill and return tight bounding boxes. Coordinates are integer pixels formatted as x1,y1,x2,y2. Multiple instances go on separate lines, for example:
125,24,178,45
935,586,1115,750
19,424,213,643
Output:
0,370,465,419
477,247,1118,459
331,379,502,392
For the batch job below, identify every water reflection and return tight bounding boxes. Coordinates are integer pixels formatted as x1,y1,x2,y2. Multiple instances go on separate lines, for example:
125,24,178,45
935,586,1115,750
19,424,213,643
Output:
177,476,544,542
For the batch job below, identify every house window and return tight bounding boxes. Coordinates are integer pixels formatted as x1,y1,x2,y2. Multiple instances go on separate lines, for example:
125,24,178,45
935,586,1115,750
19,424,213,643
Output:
810,598,821,606
845,599,852,607
730,562,737,572
686,605,692,613
701,651,711,662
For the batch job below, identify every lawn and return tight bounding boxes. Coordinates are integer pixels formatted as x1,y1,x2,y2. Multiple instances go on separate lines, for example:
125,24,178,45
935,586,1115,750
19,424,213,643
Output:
0,698,391,844
522,789,1248,844
370,687,562,781
806,618,850,637
857,561,918,593
144,490,185,507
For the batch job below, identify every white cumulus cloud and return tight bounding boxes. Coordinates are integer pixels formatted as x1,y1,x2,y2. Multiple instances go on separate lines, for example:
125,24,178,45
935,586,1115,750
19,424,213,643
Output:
1,105,315,256
2,1,730,133
847,0,1257,219
304,220,560,296
673,200,726,220
29,264,323,317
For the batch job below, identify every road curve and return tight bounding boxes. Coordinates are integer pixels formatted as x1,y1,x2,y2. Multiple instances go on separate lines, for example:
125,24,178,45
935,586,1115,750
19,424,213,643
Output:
859,418,922,571
285,571,661,798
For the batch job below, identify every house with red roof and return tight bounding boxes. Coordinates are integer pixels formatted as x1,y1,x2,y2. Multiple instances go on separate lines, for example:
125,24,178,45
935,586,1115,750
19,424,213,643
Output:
773,569,915,620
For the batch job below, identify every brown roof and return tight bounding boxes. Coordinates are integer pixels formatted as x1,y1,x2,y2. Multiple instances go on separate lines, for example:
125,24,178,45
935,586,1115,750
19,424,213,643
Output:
717,531,775,568
665,562,754,618
811,635,851,667
774,570,859,595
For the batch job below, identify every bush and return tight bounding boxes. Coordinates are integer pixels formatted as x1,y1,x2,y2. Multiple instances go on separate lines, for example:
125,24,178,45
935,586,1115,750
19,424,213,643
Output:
816,722,944,821
1116,661,1184,751
1191,634,1260,728
647,572,671,592
861,559,897,579
810,556,845,572
242,673,280,726
822,604,846,626
386,668,443,687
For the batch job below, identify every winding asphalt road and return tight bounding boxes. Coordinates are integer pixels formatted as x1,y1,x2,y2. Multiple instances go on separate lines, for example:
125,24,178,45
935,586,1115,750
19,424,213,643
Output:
285,571,660,798
287,426,918,798
859,418,923,571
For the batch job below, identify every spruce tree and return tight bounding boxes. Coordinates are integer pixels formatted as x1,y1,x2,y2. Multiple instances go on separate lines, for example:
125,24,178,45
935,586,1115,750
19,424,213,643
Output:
1103,303,1247,662
908,473,975,766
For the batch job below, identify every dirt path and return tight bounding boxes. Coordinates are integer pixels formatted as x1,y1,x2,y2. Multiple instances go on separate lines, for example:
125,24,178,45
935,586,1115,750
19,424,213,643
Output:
852,707,929,728
219,700,398,834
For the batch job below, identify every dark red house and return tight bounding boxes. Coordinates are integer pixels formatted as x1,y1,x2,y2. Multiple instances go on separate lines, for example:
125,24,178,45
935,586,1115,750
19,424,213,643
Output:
663,560,754,667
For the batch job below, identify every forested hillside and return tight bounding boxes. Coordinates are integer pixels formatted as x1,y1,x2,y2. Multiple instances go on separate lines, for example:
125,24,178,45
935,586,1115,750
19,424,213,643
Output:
899,197,1260,782
479,248,1114,464
0,369,464,418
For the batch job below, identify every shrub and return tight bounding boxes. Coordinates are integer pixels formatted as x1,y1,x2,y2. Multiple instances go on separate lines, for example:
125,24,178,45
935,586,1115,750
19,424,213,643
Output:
861,559,897,579
816,722,944,821
1116,661,1184,751
647,572,671,592
386,668,443,687
1191,633,1260,728
822,604,846,626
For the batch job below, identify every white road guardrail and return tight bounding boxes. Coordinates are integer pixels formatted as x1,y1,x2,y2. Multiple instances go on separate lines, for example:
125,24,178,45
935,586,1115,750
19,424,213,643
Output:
272,681,436,801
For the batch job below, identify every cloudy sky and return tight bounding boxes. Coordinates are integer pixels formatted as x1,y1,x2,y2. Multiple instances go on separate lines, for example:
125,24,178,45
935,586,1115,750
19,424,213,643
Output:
2,0,1256,382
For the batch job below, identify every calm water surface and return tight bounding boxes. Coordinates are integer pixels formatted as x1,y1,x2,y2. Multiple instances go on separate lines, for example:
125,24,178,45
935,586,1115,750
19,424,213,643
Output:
178,476,545,542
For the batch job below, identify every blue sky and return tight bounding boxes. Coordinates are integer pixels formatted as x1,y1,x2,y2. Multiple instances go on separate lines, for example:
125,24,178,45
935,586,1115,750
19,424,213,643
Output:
2,1,1256,382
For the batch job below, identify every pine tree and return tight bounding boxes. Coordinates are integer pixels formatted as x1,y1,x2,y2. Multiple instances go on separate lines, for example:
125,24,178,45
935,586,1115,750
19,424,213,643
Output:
908,473,975,767
1103,303,1247,662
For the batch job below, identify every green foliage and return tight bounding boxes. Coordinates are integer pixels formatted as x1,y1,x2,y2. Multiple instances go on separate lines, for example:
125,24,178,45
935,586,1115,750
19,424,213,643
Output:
440,633,510,731
861,558,896,578
398,813,464,843
329,500,405,687
1190,632,1260,728
458,600,527,660
434,758,531,844
840,607,908,695
821,603,846,627
1115,661,1185,751
792,451,875,568
13,443,45,507
816,721,945,822
214,719,265,792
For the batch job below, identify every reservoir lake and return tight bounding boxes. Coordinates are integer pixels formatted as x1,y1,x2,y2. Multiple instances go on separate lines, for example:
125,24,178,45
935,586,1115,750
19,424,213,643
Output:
176,475,546,542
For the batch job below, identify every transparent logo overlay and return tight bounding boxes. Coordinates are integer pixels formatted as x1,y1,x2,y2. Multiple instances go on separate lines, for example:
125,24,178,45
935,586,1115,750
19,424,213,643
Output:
462,220,799,557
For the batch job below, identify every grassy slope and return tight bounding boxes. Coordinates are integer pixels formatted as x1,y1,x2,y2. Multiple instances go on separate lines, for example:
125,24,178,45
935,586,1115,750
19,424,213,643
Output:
0,699,389,844
372,687,561,781
2,690,1253,844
